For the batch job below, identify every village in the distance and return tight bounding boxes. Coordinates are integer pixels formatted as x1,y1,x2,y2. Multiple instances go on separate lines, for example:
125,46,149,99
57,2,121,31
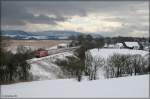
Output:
0,1,149,98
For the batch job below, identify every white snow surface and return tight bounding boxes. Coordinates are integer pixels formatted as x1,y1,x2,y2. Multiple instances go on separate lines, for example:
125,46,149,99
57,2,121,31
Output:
90,48,149,59
46,45,58,50
27,52,74,80
1,75,149,98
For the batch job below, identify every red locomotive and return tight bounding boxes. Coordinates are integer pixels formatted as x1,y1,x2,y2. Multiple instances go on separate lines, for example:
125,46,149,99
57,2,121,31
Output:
35,49,48,58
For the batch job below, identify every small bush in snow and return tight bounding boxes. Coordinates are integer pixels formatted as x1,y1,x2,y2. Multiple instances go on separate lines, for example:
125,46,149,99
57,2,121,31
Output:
55,56,84,82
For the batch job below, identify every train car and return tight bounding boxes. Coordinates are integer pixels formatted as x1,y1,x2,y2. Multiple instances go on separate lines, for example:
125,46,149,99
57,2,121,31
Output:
35,49,48,58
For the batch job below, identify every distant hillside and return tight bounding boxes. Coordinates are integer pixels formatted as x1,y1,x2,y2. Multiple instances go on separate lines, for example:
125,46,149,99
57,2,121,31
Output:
1,30,103,40
1,30,38,39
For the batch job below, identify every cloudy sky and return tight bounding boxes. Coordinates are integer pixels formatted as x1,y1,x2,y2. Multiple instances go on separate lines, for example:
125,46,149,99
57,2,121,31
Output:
1,1,149,37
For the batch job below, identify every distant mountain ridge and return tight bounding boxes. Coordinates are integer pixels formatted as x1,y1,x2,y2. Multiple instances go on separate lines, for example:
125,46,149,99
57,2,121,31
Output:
1,30,103,40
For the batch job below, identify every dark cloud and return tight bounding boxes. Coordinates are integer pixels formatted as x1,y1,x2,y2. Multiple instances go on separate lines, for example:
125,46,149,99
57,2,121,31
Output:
1,1,149,37
1,2,68,25
2,1,147,26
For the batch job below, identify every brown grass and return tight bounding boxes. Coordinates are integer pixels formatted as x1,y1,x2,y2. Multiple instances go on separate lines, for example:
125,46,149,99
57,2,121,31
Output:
4,40,71,49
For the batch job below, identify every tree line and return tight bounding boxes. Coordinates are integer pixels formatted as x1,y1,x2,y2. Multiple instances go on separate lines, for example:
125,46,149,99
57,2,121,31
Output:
106,54,149,78
85,52,149,80
0,41,34,84
105,36,149,45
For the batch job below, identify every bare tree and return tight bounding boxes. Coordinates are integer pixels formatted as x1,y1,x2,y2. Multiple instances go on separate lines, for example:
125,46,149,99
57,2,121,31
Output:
131,55,147,75
85,50,93,76
106,53,148,78
92,56,105,80
85,51,105,80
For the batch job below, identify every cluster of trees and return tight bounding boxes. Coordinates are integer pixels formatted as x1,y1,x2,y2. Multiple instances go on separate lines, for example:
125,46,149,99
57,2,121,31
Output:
74,35,105,80
0,43,34,84
70,35,104,49
105,36,149,45
57,35,105,81
56,56,84,81
105,54,149,78
85,53,149,80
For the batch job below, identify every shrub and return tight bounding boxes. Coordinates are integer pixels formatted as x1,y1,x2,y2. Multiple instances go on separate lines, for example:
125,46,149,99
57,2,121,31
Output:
55,56,84,82
0,45,34,84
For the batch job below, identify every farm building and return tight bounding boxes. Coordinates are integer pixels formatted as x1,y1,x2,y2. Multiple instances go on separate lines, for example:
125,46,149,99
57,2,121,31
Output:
114,42,143,50
115,43,124,49
57,43,69,48
123,42,140,50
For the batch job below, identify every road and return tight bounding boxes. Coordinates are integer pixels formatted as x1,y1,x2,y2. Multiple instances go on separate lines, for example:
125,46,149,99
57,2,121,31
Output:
47,47,78,55
27,47,78,64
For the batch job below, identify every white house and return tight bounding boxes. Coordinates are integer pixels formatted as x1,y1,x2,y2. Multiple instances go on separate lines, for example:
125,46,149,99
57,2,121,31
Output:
104,43,108,48
144,46,149,51
104,44,115,48
124,42,140,50
57,43,68,48
108,44,115,48
115,43,124,49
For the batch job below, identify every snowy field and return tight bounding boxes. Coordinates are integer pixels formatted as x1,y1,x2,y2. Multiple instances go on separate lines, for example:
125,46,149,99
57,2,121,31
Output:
90,48,149,59
1,75,149,98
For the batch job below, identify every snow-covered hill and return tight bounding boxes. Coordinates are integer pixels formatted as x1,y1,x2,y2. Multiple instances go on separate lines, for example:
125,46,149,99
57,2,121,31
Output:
27,52,75,80
1,75,149,98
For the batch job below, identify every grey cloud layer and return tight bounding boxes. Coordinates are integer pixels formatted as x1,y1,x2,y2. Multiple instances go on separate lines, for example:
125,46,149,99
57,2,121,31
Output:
2,2,68,25
1,1,149,37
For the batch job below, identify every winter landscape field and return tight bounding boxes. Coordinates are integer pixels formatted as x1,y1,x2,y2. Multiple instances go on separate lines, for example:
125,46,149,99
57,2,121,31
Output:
1,75,149,98
1,0,149,98
1,41,149,98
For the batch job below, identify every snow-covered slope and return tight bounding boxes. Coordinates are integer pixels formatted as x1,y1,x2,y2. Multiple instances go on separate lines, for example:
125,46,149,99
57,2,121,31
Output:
27,52,74,80
1,75,149,98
